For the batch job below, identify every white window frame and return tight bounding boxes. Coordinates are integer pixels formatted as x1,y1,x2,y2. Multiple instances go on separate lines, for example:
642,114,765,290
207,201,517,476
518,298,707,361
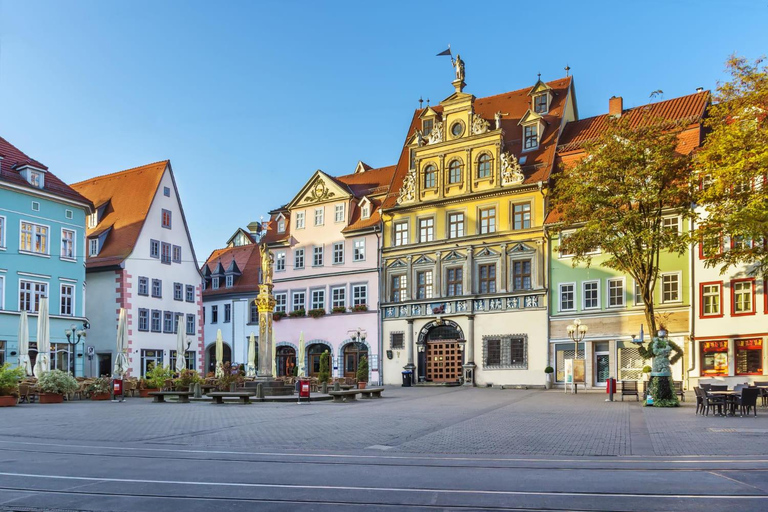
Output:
275,251,286,272
634,280,644,306
394,221,409,246
331,286,346,309
352,284,367,307
89,238,99,257
60,283,74,316
332,242,344,265
733,280,754,314
702,283,721,316
212,277,219,290
29,170,43,188
0,275,5,310
295,211,305,229
61,228,76,260
660,272,681,304
292,291,306,312
662,215,680,235
313,246,324,267
582,280,600,310
20,220,49,255
353,239,365,261
607,277,626,308
274,292,287,313
19,280,48,313
361,202,371,219
225,275,234,288
0,216,5,249
87,213,98,229
418,217,434,243
277,217,286,233
311,289,325,310
479,206,496,235
559,282,576,312
416,270,434,300
294,248,305,269
314,207,324,226
447,212,465,239
335,204,345,223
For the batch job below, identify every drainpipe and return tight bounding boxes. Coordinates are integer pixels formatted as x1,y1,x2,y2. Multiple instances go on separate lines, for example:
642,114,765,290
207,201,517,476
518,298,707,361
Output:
375,225,383,386
687,213,696,383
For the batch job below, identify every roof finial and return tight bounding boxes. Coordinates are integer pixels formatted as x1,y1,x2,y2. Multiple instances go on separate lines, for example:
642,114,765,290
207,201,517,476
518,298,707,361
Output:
564,65,571,77
426,98,430,107
419,96,423,109
537,72,541,80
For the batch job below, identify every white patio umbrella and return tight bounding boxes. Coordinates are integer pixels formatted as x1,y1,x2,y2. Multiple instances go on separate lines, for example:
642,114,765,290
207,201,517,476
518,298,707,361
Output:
114,308,129,377
297,331,306,378
215,329,224,378
271,330,277,377
247,332,257,377
175,316,186,374
17,311,32,376
33,298,50,378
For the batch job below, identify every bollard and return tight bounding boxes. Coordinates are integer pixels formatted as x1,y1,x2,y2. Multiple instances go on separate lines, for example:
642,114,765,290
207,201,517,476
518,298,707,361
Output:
256,383,264,399
333,381,341,392
321,382,328,394
194,382,202,399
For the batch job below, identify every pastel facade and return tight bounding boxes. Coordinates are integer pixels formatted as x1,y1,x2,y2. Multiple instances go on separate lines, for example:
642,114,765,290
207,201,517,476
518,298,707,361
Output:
0,136,92,376
71,161,203,377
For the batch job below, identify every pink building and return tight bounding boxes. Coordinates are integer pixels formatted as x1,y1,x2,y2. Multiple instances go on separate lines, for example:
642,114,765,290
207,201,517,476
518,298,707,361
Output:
262,162,394,384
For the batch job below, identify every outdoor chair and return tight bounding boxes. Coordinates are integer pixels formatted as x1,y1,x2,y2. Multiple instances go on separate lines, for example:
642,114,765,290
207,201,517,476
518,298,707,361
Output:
736,388,760,417
621,380,639,401
693,387,705,415
754,381,768,406
709,385,728,391
703,389,727,416
673,381,685,402
699,383,712,391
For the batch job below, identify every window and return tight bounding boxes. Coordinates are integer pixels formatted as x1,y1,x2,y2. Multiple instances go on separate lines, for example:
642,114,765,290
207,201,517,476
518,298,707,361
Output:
477,154,492,179
513,203,531,230
313,246,324,266
294,248,305,269
275,293,287,313
699,233,722,259
211,305,218,323
416,270,433,299
394,222,409,246
292,291,306,312
89,238,99,257
448,212,464,239
419,218,434,243
732,279,754,315
186,285,195,302
314,207,324,226
701,282,721,317
295,211,305,229
0,216,5,248
174,283,183,301
353,239,365,261
448,160,462,184
391,332,404,349
141,350,163,377
0,276,3,310
163,311,174,333
483,335,528,369
581,281,599,309
662,216,680,234
60,284,74,316
423,165,437,189
151,279,162,298
478,264,496,294
212,277,220,289
161,242,171,264
29,171,42,188
446,268,463,296
164,186,170,197
422,119,433,136
608,278,625,307
150,239,160,258
512,260,532,291
311,289,325,310
361,202,371,219
161,209,172,229
172,245,181,263
275,251,286,271
249,301,258,323
559,283,575,311
138,309,149,331
701,340,728,377
151,310,162,332
524,124,538,150
661,273,680,303
61,229,75,259
534,94,548,113
352,284,367,306
634,281,644,305
20,222,48,254
736,339,763,375
186,314,195,335
335,204,345,223
479,207,496,234
87,213,98,228
224,304,231,323
225,275,234,288
391,275,406,302
19,281,47,312
277,218,286,233
65,209,73,219
558,232,574,258
331,287,346,309
333,242,344,264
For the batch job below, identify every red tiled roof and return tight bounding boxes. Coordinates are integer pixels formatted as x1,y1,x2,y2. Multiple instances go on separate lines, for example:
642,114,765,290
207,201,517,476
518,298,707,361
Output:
71,161,168,269
338,165,396,233
0,135,92,206
382,77,574,210
201,243,261,296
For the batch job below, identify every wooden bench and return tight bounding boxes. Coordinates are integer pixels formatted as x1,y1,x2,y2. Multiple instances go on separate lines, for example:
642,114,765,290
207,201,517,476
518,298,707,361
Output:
328,390,362,403
359,387,385,399
148,391,193,403
621,381,639,401
207,391,254,404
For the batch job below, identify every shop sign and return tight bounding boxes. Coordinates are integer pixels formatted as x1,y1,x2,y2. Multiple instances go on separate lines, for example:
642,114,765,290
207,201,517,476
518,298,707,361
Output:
737,339,762,349
703,341,728,352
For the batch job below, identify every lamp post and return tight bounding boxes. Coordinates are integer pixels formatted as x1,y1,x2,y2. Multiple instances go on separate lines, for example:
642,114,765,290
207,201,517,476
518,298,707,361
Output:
64,323,86,376
566,319,588,394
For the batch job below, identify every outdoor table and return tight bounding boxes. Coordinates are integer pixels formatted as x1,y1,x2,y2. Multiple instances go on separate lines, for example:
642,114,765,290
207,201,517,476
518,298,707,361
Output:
707,390,740,416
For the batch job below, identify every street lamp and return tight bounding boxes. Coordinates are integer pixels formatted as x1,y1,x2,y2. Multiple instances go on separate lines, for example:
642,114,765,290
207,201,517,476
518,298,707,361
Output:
566,319,588,358
64,323,86,376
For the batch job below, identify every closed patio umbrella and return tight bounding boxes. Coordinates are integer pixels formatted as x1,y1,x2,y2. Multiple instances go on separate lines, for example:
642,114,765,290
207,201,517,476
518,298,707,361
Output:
297,331,305,378
33,298,50,378
114,308,129,377
17,311,32,376
247,332,256,377
271,330,277,377
215,329,224,378
175,316,186,374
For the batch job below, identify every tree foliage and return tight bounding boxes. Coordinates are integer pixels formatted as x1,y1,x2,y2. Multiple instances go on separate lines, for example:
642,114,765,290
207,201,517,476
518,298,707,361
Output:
696,56,768,278
551,113,696,334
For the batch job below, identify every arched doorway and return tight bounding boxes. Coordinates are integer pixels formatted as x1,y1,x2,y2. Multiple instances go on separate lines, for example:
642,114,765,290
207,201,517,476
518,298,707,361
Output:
277,346,296,377
421,322,464,383
343,342,368,379
206,343,231,375
307,344,330,377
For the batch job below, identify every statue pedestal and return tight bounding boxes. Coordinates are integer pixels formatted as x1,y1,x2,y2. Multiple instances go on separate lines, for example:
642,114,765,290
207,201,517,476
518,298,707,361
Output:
243,378,294,396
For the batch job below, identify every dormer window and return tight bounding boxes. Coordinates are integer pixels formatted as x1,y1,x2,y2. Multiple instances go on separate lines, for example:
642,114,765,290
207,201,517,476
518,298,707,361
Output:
87,213,98,228
226,275,234,288
534,94,548,114
212,277,220,289
29,171,42,188
277,218,286,233
361,201,371,220
422,118,434,136
89,238,99,257
524,125,539,150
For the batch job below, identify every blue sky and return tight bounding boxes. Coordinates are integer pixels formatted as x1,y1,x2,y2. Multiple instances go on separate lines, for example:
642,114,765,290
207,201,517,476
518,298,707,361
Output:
1,0,766,264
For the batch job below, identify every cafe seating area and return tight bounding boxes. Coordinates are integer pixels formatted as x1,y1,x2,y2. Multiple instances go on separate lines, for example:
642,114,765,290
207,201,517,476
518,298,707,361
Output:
694,382,764,417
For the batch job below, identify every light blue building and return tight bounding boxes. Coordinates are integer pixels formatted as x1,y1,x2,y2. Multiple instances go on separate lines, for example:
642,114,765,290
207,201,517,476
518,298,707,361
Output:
0,136,92,376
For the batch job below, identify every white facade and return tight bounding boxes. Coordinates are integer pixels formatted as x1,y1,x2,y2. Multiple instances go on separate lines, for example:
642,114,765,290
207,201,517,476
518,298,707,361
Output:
202,296,256,374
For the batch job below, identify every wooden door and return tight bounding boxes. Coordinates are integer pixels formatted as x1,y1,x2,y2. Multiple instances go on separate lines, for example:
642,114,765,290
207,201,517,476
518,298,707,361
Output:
425,341,461,383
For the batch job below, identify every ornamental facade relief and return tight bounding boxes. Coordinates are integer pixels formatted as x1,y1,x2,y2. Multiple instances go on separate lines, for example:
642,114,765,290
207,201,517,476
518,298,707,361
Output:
428,121,444,144
471,114,490,135
500,151,524,186
397,168,417,204
303,179,336,203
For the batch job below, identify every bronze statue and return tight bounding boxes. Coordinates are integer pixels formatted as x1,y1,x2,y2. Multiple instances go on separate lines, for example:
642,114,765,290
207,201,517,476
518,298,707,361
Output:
260,243,274,285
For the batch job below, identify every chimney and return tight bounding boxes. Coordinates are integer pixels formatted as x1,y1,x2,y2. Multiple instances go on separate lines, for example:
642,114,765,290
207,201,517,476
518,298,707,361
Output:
609,96,623,117
696,87,704,93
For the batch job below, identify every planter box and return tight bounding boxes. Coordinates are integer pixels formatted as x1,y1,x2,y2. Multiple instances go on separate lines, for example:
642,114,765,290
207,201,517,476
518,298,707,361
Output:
91,393,111,401
139,388,159,398
358,382,367,389
39,393,64,404
0,395,18,407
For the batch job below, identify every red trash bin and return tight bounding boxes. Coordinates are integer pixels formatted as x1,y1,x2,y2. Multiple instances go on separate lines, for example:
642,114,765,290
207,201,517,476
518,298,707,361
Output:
298,378,311,404
606,378,616,401
112,378,123,397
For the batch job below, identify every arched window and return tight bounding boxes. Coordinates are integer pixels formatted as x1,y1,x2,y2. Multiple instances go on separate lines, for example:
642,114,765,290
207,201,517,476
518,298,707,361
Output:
277,346,296,377
423,165,436,188
448,160,462,184
307,344,329,377
477,154,492,179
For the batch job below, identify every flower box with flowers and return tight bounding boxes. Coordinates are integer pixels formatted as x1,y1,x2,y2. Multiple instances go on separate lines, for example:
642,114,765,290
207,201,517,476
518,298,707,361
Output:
351,304,368,313
308,308,326,319
288,309,306,318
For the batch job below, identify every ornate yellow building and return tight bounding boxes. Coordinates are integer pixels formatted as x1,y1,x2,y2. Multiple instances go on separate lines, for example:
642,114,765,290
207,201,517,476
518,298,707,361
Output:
380,69,576,386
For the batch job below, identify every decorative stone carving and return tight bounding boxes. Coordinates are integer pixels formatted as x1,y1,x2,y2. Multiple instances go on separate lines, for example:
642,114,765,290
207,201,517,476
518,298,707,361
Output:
412,305,422,316
507,297,520,309
397,168,417,204
501,152,524,186
303,179,336,203
385,307,396,318
474,299,485,311
428,121,443,144
525,296,538,308
489,298,503,310
414,128,425,147
495,111,503,130
471,114,490,135
455,301,467,312
399,305,410,316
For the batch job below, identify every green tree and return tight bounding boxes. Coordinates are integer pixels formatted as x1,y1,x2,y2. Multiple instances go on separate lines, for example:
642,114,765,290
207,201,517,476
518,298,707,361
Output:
696,56,768,278
356,355,369,383
550,112,697,335
318,350,330,384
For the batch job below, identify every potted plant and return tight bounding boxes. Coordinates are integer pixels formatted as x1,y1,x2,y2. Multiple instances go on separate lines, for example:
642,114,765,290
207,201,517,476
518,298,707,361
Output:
140,364,173,397
175,369,201,392
351,304,368,313
0,363,25,407
38,369,78,403
288,309,306,318
87,377,112,400
215,362,244,391
544,366,554,390
308,308,326,319
318,351,330,388
356,355,369,389
331,306,346,314
272,311,286,321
